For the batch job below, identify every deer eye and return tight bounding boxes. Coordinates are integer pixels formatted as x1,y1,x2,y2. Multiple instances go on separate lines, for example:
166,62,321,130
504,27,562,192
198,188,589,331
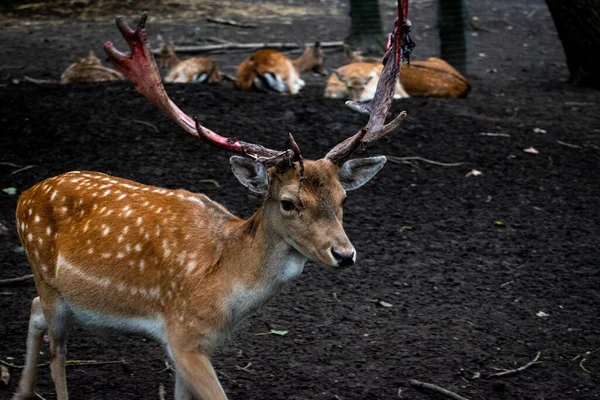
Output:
280,199,296,212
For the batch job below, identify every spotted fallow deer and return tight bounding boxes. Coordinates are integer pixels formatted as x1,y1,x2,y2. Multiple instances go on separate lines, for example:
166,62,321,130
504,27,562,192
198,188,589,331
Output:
60,50,124,84
236,41,328,94
159,42,222,84
12,8,410,400
325,62,410,102
337,46,469,99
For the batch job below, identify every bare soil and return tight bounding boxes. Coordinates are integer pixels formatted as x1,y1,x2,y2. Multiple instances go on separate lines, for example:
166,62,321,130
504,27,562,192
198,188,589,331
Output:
1,1,599,399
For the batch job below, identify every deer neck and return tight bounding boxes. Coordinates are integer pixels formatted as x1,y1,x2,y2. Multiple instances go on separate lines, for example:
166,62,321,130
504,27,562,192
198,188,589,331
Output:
291,49,315,74
221,207,307,327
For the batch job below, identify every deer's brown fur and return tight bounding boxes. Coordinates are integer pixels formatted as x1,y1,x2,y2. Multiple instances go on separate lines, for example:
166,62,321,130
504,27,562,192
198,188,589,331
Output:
159,43,222,84
236,42,327,94
60,50,124,84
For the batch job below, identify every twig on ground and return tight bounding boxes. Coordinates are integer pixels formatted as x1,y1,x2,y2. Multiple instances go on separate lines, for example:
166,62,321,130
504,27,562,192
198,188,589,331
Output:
23,76,60,85
158,383,166,400
573,349,596,373
486,351,541,378
152,41,344,55
0,291,13,295
0,274,34,286
130,119,159,133
479,132,510,137
157,360,175,373
1,359,126,369
235,362,253,373
556,140,582,149
11,165,36,175
387,156,464,167
409,379,470,400
221,72,236,82
217,370,233,381
34,391,47,400
205,16,257,28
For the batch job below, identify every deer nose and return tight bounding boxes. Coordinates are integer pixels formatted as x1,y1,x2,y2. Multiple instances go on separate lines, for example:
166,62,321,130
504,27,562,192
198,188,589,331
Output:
331,247,356,267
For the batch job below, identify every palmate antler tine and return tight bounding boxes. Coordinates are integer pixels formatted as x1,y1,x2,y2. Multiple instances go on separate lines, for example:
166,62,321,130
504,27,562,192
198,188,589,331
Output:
104,12,292,163
326,0,410,163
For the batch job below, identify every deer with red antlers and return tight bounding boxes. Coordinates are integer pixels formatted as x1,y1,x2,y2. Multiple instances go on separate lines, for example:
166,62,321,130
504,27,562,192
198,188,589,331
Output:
12,4,412,399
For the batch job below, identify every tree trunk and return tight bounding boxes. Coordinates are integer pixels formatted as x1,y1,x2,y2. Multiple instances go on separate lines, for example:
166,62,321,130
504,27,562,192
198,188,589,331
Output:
546,0,600,89
438,0,467,75
346,0,386,55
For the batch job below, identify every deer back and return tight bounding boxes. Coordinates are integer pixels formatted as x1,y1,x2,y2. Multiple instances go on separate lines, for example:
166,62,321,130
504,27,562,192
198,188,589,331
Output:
400,57,470,97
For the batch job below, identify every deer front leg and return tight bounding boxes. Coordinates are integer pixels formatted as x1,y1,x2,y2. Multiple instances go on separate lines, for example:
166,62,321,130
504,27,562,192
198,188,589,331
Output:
12,297,47,400
170,346,227,400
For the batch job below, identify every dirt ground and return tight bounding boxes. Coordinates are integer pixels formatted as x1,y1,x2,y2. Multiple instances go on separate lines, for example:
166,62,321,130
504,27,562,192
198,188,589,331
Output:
1,0,599,399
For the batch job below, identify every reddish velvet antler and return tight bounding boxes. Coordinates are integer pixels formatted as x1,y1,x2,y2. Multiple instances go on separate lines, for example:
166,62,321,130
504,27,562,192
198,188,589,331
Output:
104,12,297,166
326,0,412,162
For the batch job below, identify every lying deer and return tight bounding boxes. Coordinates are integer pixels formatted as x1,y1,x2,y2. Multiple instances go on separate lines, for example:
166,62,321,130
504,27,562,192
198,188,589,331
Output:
325,62,410,102
159,42,222,84
399,57,470,98
236,41,327,94
332,47,469,99
12,10,409,400
60,50,124,84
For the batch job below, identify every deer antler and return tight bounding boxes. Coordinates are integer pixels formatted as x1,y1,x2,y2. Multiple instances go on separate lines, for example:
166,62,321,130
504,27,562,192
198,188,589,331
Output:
104,12,298,166
325,0,413,162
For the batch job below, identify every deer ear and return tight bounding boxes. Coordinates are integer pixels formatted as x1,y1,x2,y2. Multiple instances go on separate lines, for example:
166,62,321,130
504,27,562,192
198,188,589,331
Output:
230,156,269,195
338,156,386,191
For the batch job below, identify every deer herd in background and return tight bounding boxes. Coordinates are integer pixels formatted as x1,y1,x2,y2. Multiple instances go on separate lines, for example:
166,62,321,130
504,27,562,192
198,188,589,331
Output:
59,36,469,100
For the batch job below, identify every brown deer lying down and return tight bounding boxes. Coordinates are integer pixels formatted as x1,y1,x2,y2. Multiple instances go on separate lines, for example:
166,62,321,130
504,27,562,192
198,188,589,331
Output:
159,42,222,84
328,48,470,100
60,50,124,84
236,41,327,94
325,62,410,102
399,57,470,98
11,10,408,400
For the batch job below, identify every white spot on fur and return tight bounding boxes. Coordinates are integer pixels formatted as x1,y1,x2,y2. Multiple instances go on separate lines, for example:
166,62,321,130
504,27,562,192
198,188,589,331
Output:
34,215,40,223
186,260,197,274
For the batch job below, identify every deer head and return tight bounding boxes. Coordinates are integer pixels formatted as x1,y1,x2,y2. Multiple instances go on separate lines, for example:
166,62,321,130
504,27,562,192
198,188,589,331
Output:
333,69,376,102
104,12,407,267
75,50,101,66
294,41,328,76
158,41,178,69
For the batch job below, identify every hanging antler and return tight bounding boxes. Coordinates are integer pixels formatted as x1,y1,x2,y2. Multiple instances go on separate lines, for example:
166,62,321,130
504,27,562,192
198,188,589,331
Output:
103,12,299,167
325,0,414,163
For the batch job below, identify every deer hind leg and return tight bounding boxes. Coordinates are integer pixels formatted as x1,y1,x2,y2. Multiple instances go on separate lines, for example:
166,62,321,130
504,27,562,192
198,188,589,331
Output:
170,345,228,400
12,297,47,400
47,299,70,400
254,73,287,93
174,370,194,400
193,73,208,83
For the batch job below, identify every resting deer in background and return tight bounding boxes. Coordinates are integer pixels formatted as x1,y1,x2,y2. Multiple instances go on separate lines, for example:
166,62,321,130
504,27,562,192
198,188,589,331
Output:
12,9,410,400
60,50,124,84
339,45,470,98
325,62,410,102
236,41,327,94
159,42,222,84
